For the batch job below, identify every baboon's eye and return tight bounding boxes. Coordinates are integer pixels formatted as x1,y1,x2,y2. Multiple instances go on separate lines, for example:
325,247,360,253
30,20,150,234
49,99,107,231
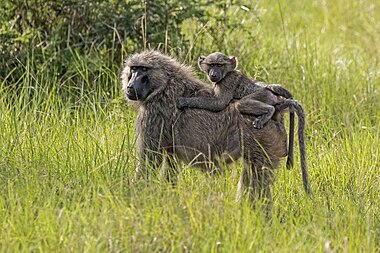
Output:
130,66,137,71
217,64,223,67
142,67,148,72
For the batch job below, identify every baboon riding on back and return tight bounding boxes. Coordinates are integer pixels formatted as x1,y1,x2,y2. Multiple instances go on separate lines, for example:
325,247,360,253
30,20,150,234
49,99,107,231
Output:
121,50,310,206
178,52,310,194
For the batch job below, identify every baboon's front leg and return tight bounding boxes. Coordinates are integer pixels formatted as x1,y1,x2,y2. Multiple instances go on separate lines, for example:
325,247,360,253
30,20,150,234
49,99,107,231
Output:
134,145,164,181
236,161,251,201
160,154,179,184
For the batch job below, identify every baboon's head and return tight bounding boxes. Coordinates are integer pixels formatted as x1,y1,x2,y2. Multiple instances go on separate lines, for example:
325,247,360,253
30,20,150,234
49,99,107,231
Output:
121,50,181,102
198,52,238,83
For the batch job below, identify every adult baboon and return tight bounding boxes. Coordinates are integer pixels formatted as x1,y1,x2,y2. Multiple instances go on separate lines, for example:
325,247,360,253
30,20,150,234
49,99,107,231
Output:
177,52,310,194
121,50,292,204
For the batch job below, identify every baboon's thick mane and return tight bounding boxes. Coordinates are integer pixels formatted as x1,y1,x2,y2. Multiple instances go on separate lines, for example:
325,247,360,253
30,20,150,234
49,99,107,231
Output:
126,50,197,82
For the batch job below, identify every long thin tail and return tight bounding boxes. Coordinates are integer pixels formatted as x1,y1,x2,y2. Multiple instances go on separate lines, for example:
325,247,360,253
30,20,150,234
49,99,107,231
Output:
293,102,311,195
276,99,311,195
267,84,295,169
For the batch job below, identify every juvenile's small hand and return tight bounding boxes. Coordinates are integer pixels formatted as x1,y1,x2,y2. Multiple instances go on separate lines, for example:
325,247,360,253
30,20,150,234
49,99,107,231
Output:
176,97,189,109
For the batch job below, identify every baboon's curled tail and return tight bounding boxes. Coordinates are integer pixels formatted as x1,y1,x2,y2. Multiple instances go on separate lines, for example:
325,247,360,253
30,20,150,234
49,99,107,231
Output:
267,84,295,170
276,99,311,195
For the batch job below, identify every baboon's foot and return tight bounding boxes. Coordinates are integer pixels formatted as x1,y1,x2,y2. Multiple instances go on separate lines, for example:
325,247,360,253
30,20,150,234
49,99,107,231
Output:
253,118,264,129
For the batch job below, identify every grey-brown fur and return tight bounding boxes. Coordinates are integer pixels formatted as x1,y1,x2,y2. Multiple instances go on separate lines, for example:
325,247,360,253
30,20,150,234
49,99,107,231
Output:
121,50,290,205
177,52,310,194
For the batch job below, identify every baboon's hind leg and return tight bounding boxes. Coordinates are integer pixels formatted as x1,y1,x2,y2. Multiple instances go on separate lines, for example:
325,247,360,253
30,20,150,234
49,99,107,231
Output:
236,161,274,212
250,164,273,200
235,97,276,129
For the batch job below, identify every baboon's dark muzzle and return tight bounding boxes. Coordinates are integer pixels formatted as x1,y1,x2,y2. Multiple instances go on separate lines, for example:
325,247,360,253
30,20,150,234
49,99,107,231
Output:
126,86,138,100
126,72,150,101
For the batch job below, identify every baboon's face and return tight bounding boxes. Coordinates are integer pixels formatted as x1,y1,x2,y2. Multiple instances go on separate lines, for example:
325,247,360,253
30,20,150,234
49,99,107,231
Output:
205,63,225,83
124,66,154,101
198,53,237,83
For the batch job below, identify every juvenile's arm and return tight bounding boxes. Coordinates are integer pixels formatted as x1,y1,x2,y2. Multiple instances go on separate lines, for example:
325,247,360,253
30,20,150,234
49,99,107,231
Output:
177,90,234,112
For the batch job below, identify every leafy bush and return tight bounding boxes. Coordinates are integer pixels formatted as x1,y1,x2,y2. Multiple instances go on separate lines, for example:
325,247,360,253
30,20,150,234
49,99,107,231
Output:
0,0,206,89
0,0,265,108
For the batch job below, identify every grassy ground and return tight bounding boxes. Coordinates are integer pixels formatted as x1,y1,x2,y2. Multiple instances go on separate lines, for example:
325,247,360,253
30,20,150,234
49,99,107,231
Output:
1,0,379,252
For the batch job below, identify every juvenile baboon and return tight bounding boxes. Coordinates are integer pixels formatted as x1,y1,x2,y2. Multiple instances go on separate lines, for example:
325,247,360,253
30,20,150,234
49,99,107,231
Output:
177,52,293,128
177,52,310,194
121,50,294,206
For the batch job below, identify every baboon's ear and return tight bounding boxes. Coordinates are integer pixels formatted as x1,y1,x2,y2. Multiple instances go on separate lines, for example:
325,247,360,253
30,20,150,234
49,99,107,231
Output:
229,56,238,69
198,56,207,71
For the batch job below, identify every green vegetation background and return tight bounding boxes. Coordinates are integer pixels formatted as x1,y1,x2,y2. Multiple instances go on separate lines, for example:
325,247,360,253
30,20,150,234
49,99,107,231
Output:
0,0,379,252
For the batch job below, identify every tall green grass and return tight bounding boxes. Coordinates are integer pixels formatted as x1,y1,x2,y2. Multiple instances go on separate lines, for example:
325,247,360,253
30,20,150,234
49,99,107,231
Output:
1,0,379,252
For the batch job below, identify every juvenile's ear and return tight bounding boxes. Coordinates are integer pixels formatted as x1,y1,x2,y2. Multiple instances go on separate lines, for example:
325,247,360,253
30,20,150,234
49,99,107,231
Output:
198,56,207,71
229,56,238,69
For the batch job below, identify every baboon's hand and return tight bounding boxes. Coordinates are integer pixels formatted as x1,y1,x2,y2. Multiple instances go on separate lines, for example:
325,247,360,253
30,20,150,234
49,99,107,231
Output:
177,97,189,109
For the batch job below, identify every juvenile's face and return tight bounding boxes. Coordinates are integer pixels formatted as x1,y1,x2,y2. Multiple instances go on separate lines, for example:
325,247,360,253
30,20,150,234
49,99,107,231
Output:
205,63,225,83
198,52,237,83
